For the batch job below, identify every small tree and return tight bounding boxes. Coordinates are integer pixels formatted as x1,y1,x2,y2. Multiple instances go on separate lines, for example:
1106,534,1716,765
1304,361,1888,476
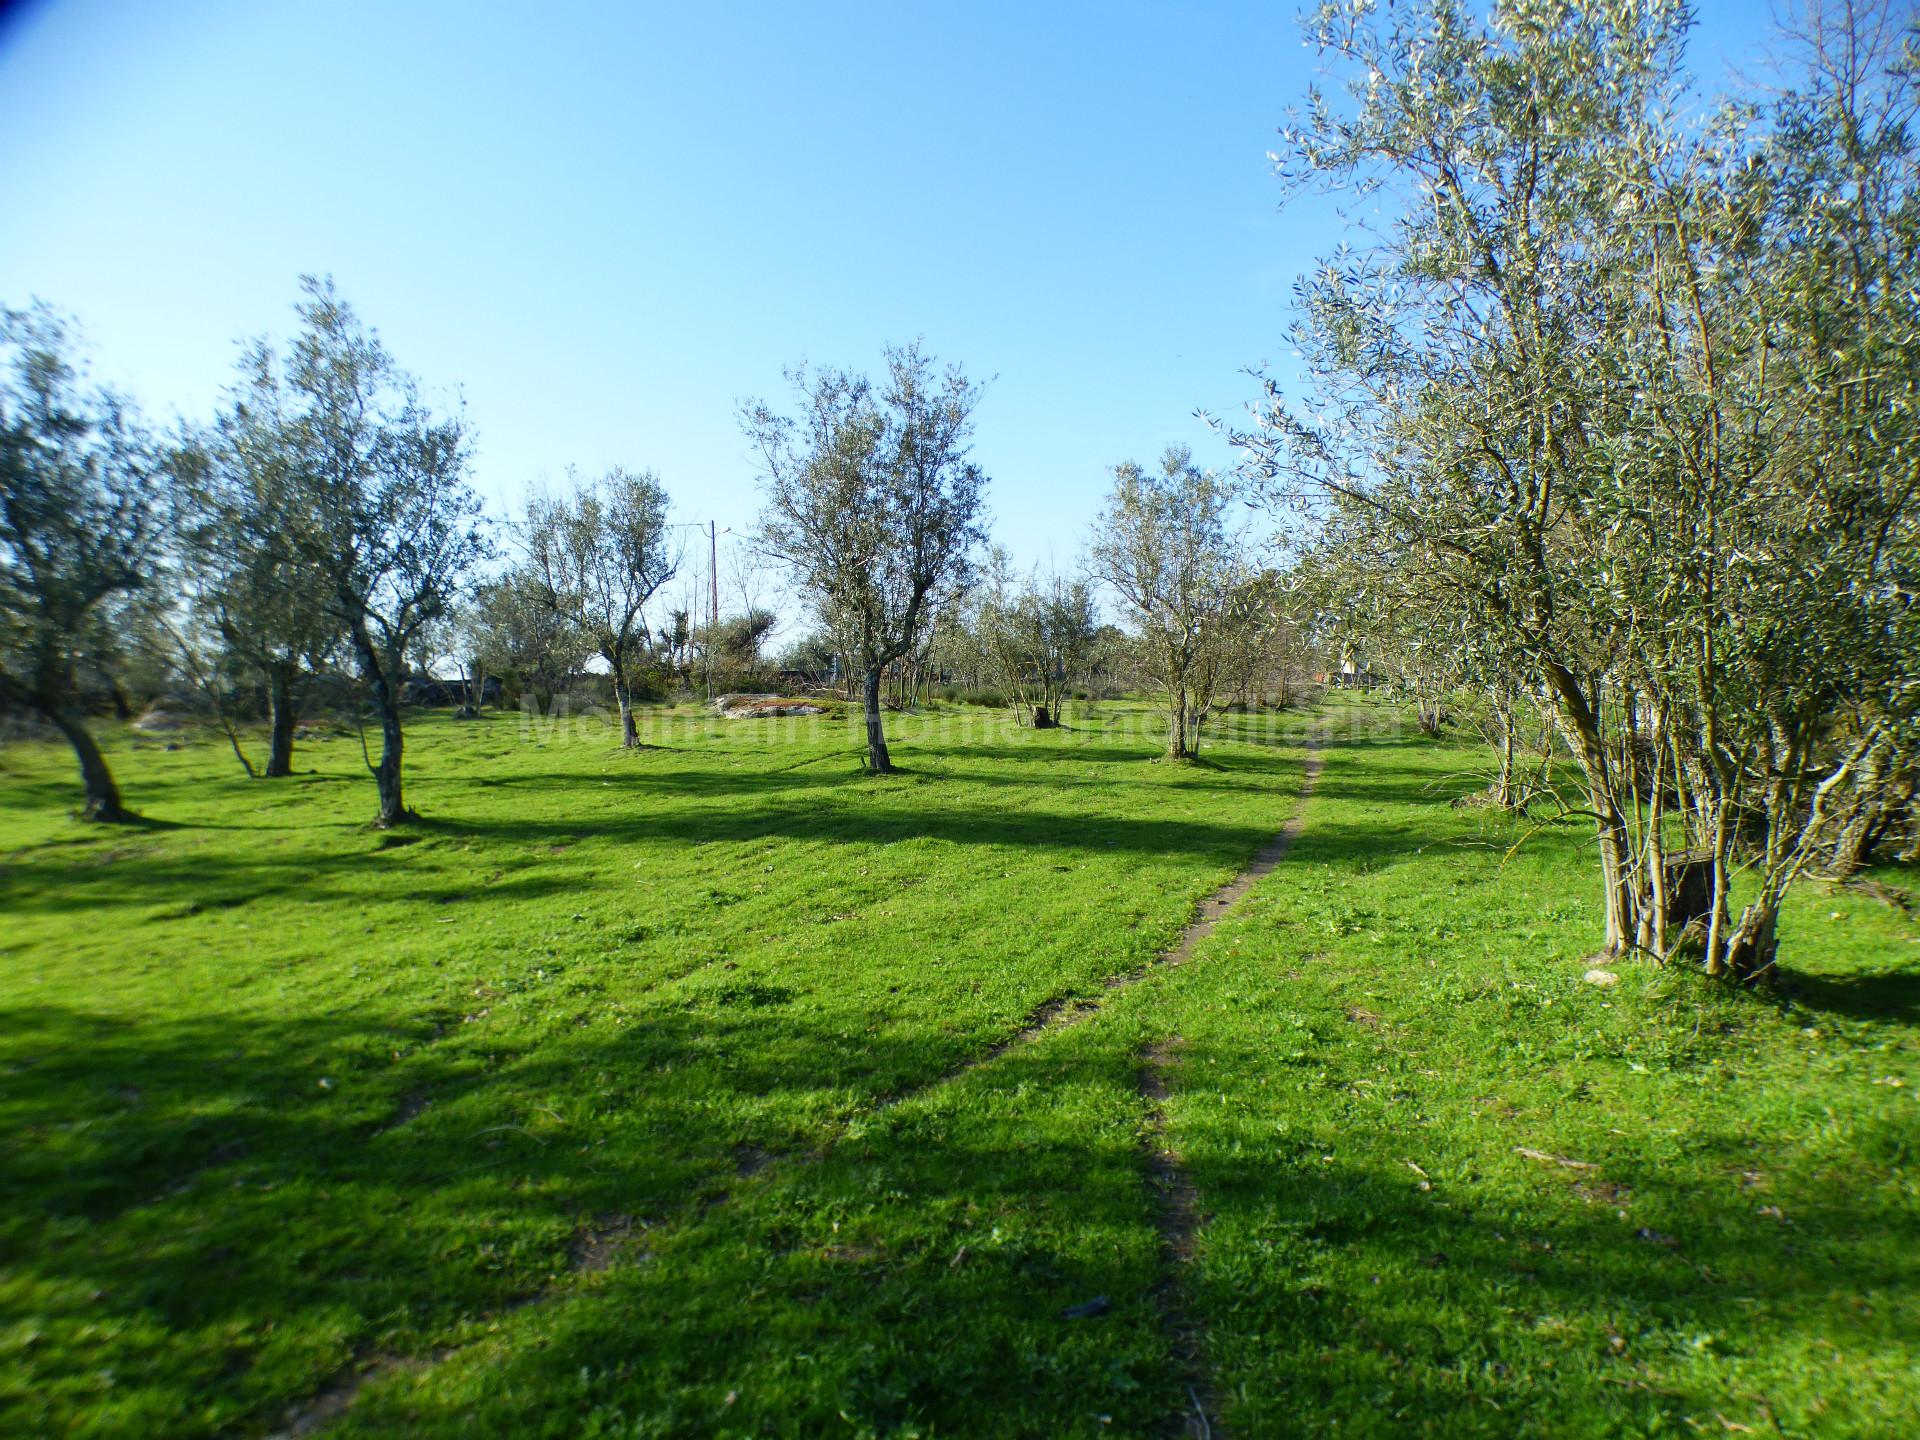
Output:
258,277,488,824
743,342,988,772
663,604,695,685
708,608,778,681
523,466,678,747
978,552,1099,727
777,627,842,683
1210,568,1307,713
174,350,344,777
726,548,775,671
462,570,592,713
0,304,160,821
1090,446,1239,758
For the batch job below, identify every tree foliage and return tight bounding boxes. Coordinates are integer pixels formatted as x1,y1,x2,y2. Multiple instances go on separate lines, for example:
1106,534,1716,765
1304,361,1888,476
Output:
459,570,594,712
174,339,346,778
232,277,489,823
975,551,1099,727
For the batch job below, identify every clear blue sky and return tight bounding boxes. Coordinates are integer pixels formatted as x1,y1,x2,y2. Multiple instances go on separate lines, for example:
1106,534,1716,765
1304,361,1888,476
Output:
0,0,1769,599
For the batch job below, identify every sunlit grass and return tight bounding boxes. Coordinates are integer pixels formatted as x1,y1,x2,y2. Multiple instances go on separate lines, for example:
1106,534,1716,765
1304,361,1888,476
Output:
0,697,1912,1437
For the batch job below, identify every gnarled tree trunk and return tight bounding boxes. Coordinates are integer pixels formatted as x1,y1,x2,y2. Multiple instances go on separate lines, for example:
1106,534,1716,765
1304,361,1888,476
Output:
350,619,410,826
370,670,407,825
861,665,893,772
607,651,640,748
265,663,297,778
1545,666,1642,956
1493,694,1517,808
1825,751,1912,878
47,704,133,823
1711,900,1779,984
1166,687,1192,760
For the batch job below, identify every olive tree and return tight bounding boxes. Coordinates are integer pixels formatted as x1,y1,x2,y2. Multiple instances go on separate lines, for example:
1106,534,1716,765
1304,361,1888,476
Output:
1090,446,1240,758
247,277,488,824
522,466,677,746
0,304,160,820
174,345,344,777
1225,0,1920,980
743,342,988,773
977,551,1099,728
461,569,592,713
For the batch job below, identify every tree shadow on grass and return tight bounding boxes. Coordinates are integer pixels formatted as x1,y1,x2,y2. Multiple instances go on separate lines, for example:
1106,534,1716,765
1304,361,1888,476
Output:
5,990,1154,1436
1144,1013,1920,1436
4,768,1321,946
0,843,582,916
413,802,1300,868
454,742,1302,801
286,1026,1920,1440
329,1035,1188,1439
1770,964,1920,1025
6,881,1911,1439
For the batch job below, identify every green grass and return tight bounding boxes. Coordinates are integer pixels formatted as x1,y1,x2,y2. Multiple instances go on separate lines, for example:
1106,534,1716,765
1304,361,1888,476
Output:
0,697,1913,1436
1141,705,1920,1437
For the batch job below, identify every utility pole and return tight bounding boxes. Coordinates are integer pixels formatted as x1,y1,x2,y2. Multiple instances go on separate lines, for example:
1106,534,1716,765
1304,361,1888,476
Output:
706,520,719,701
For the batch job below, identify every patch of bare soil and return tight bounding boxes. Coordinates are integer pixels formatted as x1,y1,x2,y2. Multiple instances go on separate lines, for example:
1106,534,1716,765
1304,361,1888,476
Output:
570,1214,638,1273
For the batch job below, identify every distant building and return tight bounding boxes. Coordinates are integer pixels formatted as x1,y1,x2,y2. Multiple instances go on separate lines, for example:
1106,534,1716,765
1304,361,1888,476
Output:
1317,647,1383,689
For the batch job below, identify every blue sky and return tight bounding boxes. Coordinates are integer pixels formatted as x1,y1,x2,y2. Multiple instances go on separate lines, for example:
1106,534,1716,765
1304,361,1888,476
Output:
1,0,1769,607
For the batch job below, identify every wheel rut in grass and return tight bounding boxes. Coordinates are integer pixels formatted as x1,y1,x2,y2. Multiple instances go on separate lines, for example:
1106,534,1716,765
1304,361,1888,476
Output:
1141,1042,1221,1440
924,734,1327,1092
1139,735,1323,1440
269,736,1324,1438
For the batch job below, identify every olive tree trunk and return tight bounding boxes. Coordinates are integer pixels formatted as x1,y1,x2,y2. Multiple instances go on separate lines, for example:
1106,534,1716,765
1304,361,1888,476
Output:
607,653,640,747
265,664,297,778
1493,696,1517,808
1545,666,1643,956
350,621,410,825
47,704,133,823
1165,687,1192,760
616,679,639,747
862,665,893,773
1824,745,1911,878
370,670,408,824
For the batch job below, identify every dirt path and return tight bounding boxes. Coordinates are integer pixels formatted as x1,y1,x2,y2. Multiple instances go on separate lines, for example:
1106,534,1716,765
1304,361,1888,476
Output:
1140,1045,1217,1440
270,736,1326,1439
1139,736,1325,1439
924,735,1328,1090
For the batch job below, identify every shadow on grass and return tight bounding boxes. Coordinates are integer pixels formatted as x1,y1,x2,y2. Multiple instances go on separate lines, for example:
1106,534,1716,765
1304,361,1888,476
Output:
1171,1083,1920,1432
1774,965,1920,1025
344,1038,1186,1438
226,1023,1920,1439
0,843,583,916
2,802,1308,920
4,985,1124,1433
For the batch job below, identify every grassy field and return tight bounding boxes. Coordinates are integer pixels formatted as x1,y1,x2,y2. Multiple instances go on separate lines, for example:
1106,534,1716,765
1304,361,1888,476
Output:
1,697,1914,1437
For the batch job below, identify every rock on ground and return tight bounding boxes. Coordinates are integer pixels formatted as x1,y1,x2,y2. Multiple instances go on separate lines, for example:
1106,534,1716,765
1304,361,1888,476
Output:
713,694,827,719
